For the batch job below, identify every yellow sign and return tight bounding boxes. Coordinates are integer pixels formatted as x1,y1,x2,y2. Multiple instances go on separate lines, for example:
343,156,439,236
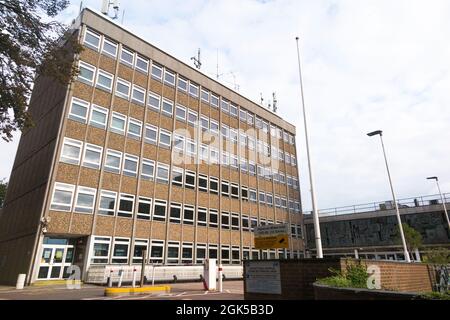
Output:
254,235,289,249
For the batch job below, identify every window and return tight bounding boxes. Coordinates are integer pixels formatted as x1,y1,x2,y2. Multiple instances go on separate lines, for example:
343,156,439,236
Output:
110,112,126,134
69,97,89,123
221,180,229,196
209,177,219,194
209,209,218,228
231,213,240,231
186,139,196,157
161,98,174,117
210,120,219,135
123,154,138,177
89,104,108,129
127,118,142,139
98,190,116,216
240,158,248,172
222,151,229,167
115,78,131,100
151,63,163,80
144,124,158,144
221,245,230,264
147,92,161,111
241,187,248,201
196,243,207,264
221,212,230,230
209,244,218,259
164,69,175,86
118,194,134,218
197,207,207,227
185,171,196,189
176,104,187,121
141,158,155,180
211,94,219,108
170,202,182,224
231,183,239,199
249,189,257,202
239,132,247,147
199,144,209,162
232,246,240,264
189,82,199,98
221,99,229,113
242,215,250,231
243,247,250,261
230,103,238,117
132,85,146,104
275,196,281,208
104,149,122,173
173,134,185,153
198,174,208,192
96,69,114,91
156,163,169,184
60,138,82,165
247,113,254,125
266,193,273,207
135,55,149,73
178,77,188,92
230,155,238,169
248,137,255,150
91,237,111,264
239,109,247,122
201,116,209,132
172,167,183,187
150,240,164,263
210,148,219,164
182,242,193,264
112,238,130,264
201,89,209,103
50,183,75,211
74,186,96,214
159,129,172,148
230,129,238,144
83,29,100,50
82,144,102,169
221,124,229,140
183,205,194,225
187,110,198,126
120,47,134,66
259,191,266,204
250,218,258,232
132,239,149,263
167,241,180,264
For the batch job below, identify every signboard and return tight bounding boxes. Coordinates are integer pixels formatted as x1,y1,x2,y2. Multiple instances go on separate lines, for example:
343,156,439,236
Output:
254,223,289,249
245,261,281,294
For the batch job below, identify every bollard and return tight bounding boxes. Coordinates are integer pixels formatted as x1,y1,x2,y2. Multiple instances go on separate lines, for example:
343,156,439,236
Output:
16,274,26,290
118,269,124,288
218,264,223,292
132,268,137,288
108,269,113,287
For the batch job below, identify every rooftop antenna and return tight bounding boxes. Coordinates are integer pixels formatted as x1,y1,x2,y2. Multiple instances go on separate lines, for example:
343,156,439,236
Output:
79,1,83,13
191,48,202,70
101,0,120,20
260,93,264,105
121,9,125,24
273,92,278,113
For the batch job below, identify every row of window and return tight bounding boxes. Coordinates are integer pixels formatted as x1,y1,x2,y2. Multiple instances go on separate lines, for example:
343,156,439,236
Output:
68,96,299,172
90,236,303,265
82,29,296,145
50,182,304,224
59,139,301,210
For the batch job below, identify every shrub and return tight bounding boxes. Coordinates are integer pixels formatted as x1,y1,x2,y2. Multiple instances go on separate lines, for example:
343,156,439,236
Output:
317,262,369,289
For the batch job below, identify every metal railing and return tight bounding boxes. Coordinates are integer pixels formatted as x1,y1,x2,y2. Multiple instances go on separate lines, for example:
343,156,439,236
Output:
303,193,450,217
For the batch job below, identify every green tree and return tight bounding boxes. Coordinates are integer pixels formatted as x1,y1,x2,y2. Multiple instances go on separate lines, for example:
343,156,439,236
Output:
422,248,450,264
0,178,7,207
395,223,423,255
0,0,83,142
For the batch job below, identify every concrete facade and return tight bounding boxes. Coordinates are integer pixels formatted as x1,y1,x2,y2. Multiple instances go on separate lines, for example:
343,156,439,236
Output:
0,8,303,285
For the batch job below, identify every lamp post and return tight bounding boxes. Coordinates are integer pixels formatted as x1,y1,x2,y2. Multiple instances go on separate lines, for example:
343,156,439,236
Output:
367,130,411,262
296,36,323,258
426,177,450,230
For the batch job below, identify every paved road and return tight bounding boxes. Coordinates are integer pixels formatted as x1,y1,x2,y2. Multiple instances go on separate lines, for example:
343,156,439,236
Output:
0,281,244,300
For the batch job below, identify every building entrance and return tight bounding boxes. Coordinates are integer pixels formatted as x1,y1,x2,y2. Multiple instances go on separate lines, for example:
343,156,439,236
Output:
37,238,75,280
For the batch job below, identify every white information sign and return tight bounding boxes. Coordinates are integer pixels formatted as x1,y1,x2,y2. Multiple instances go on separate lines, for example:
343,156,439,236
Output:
245,261,282,295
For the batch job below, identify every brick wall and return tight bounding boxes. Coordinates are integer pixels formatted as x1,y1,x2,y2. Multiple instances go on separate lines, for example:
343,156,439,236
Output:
342,258,437,293
244,258,440,300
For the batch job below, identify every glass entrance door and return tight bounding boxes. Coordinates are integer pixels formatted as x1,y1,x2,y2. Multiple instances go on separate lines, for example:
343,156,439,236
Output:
37,244,74,280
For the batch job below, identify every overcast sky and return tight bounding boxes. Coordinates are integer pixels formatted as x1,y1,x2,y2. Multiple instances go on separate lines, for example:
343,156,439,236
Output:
1,0,450,212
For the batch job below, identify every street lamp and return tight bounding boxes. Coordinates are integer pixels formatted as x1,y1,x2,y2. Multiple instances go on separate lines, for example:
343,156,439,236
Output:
426,176,450,230
367,130,411,262
295,36,323,258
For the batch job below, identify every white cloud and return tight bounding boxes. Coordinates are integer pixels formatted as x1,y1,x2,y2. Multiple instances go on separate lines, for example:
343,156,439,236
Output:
3,0,450,211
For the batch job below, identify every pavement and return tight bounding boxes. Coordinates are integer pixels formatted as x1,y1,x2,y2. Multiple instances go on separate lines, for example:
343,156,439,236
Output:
0,280,244,300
